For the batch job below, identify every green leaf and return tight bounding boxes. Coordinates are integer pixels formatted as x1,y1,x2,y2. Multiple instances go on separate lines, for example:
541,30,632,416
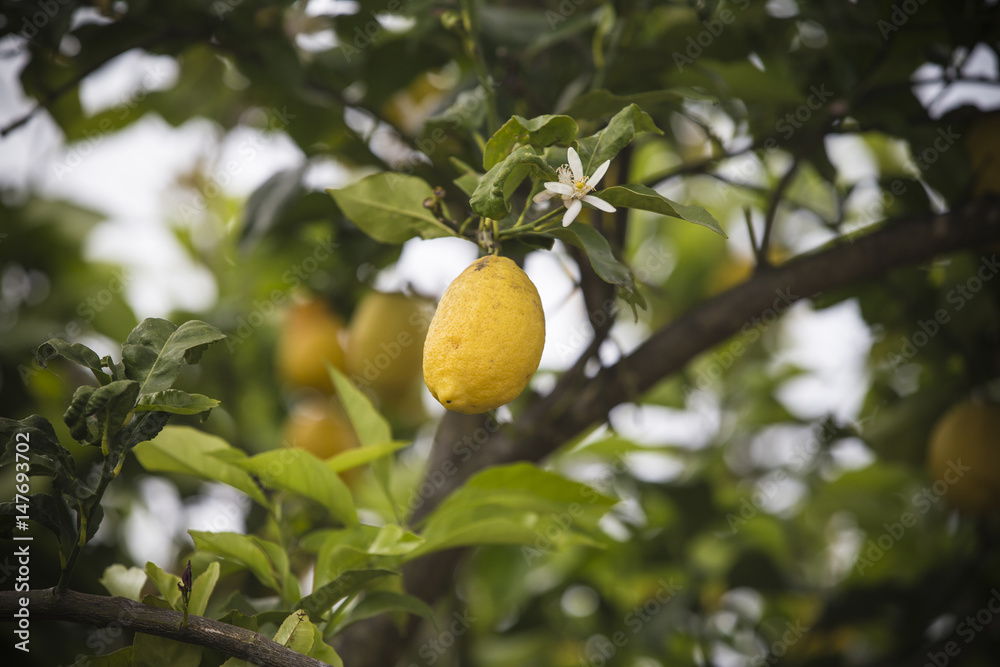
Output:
0,415,76,482
273,610,343,665
311,526,387,589
484,114,579,170
575,103,663,175
427,87,489,133
450,157,484,197
82,646,133,666
100,564,147,602
135,389,221,416
326,366,391,447
412,509,609,557
132,426,269,507
144,561,183,610
122,318,226,396
457,463,618,510
298,569,398,618
413,517,557,556
413,464,617,556
327,173,456,244
220,611,342,667
119,411,171,453
327,365,397,516
564,90,686,121
670,59,805,105
255,536,299,604
133,632,202,667
309,635,344,667
546,225,644,313
189,531,281,593
63,380,145,451
334,591,437,633
63,385,97,444
597,184,726,236
217,608,259,632
0,494,76,555
189,561,220,617
325,440,411,474
471,145,558,219
367,523,424,556
0,414,59,456
36,339,111,385
273,611,317,654
242,449,357,527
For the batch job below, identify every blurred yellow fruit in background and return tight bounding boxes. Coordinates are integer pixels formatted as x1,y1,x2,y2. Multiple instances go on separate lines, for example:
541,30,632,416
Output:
282,397,362,487
276,297,346,393
705,247,788,296
927,400,1000,514
346,291,431,409
423,255,545,414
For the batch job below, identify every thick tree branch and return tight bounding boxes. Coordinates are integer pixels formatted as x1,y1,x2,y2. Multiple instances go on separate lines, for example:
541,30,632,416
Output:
0,587,334,667
335,198,1000,667
519,199,1000,452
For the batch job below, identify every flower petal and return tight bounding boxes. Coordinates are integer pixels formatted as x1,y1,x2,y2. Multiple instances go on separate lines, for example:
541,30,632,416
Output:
544,182,575,196
567,147,584,181
533,190,556,203
562,199,582,226
583,194,616,213
586,159,611,188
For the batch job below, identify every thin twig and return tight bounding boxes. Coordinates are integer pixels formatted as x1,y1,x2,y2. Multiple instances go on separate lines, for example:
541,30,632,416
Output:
744,207,759,254
1,30,176,138
758,156,801,265
640,144,756,187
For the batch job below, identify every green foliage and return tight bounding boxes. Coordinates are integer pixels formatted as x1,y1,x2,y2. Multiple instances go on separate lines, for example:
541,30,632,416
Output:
241,449,357,527
484,115,579,170
1,318,223,588
5,0,1000,665
133,426,270,507
327,173,458,244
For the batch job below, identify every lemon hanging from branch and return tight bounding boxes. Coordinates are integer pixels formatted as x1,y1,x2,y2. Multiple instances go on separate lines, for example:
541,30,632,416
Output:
422,255,545,414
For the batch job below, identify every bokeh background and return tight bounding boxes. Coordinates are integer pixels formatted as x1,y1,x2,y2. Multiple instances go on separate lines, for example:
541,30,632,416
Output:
3,0,1000,665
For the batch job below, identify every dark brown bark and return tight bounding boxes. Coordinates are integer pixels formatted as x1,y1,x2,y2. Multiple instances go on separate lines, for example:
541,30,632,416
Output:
0,587,334,667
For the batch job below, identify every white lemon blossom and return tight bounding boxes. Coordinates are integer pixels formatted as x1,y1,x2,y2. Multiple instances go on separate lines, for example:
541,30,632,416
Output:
533,147,616,226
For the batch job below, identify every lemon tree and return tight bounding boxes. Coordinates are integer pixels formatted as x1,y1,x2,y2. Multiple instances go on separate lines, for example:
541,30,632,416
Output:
5,1,1000,667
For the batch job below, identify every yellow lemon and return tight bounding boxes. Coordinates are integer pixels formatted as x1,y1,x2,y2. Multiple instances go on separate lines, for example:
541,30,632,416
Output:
282,397,362,487
422,255,545,414
276,297,346,393
345,291,431,407
927,400,1000,514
